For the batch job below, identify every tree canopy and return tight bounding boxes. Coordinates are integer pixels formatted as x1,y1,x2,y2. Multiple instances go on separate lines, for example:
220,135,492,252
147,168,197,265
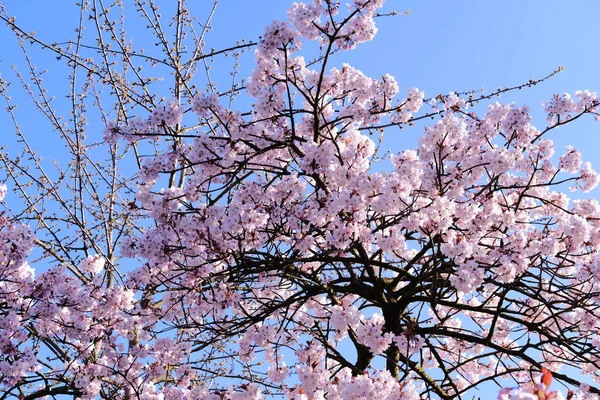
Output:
1,1,600,399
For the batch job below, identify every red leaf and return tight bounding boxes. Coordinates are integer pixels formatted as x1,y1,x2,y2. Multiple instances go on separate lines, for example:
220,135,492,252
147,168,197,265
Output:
541,367,553,389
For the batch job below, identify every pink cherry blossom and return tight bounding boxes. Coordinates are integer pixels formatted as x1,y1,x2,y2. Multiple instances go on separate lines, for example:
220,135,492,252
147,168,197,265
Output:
2,0,600,399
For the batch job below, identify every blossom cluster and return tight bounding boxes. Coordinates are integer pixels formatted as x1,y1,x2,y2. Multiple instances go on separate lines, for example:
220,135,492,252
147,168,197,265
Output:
103,100,183,144
543,90,599,126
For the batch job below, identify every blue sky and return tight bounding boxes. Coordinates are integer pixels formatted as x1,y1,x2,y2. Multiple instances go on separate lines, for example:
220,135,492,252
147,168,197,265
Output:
2,0,600,185
1,0,600,397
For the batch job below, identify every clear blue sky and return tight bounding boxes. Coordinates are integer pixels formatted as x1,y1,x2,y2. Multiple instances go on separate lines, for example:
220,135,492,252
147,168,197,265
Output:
2,0,600,189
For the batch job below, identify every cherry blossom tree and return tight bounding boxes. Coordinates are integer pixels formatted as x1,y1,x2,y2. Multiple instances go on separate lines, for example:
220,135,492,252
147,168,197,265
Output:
1,0,600,399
